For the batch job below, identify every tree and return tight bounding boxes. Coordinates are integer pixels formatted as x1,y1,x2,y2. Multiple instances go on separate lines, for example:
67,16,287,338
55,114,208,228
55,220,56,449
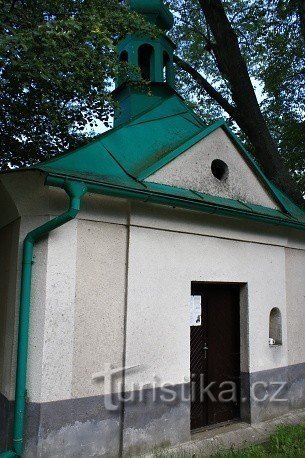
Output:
167,0,305,203
0,0,149,168
1,0,304,204
252,0,305,193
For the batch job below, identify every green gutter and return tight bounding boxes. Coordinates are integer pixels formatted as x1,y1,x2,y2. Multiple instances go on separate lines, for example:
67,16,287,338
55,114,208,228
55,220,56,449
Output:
0,180,87,458
46,175,305,232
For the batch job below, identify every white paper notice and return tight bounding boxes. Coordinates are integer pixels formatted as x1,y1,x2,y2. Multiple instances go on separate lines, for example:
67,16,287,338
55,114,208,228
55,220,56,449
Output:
190,295,202,326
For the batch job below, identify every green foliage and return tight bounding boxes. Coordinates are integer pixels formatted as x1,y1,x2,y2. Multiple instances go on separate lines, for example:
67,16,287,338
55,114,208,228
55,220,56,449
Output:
235,0,305,191
167,0,305,192
215,444,266,457
1,0,304,192
268,423,305,455
216,423,305,457
0,0,151,168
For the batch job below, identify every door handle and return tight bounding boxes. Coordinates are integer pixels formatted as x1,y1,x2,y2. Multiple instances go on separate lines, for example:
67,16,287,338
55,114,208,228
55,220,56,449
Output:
203,343,208,359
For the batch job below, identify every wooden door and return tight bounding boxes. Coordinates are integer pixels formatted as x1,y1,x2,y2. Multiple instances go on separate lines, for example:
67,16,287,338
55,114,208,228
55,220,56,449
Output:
190,283,240,431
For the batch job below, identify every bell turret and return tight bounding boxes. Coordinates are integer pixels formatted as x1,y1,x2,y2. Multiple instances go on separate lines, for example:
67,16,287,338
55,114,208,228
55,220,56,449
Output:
113,0,176,126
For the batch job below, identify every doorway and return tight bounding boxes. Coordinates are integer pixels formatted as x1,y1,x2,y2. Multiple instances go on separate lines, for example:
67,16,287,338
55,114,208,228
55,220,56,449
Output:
190,283,241,431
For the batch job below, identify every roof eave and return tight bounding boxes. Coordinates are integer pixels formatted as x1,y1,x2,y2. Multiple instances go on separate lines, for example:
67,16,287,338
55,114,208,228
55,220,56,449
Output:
44,172,305,233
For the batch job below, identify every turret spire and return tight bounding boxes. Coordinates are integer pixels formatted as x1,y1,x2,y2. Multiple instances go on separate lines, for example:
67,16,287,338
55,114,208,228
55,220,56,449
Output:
129,0,174,31
113,0,176,126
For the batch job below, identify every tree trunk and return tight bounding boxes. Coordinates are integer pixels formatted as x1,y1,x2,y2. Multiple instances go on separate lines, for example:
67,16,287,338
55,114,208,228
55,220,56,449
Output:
189,0,304,205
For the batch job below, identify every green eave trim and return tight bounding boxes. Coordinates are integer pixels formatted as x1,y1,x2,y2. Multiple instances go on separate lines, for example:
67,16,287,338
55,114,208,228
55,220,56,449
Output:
45,173,305,232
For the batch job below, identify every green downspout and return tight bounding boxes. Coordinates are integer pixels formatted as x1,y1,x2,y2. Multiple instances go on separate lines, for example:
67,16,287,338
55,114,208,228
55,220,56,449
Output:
1,179,87,458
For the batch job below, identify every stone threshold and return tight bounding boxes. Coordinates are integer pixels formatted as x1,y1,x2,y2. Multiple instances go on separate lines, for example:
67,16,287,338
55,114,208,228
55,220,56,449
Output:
142,407,305,457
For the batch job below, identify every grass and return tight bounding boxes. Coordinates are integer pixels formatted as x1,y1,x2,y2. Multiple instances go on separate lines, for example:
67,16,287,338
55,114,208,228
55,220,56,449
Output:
216,423,305,457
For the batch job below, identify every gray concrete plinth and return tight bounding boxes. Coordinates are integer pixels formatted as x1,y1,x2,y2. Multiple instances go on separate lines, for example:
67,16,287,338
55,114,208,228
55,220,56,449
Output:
143,406,305,457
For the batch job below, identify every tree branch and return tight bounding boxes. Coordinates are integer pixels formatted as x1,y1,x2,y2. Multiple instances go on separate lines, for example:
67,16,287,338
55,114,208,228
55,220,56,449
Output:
173,54,238,119
178,17,211,45
193,0,304,205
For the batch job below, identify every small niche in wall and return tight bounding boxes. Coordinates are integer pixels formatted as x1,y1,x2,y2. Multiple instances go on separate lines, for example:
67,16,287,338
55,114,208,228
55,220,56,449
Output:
269,307,282,346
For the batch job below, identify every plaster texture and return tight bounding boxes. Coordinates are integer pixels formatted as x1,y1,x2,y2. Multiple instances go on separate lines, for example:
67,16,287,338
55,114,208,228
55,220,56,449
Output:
122,383,191,454
285,248,305,366
72,219,128,398
39,220,78,402
129,201,290,248
2,361,305,456
1,387,190,456
146,128,279,209
23,394,122,457
22,216,49,404
0,181,18,229
124,224,288,391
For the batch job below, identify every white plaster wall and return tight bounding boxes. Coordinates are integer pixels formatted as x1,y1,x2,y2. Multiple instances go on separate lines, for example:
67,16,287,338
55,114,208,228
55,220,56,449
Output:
28,211,128,403
1,214,77,404
38,220,78,403
72,220,128,398
124,224,288,392
0,172,77,403
146,128,279,209
2,169,304,411
0,214,50,402
0,171,53,402
48,187,129,226
1,171,129,226
285,248,305,366
21,195,305,404
0,171,131,404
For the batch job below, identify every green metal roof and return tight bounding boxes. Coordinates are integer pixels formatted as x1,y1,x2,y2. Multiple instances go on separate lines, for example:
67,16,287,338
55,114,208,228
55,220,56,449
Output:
36,93,205,183
26,91,305,230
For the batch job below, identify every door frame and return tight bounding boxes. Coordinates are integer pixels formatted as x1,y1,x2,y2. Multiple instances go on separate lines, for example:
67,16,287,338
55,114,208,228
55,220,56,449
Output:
190,281,250,432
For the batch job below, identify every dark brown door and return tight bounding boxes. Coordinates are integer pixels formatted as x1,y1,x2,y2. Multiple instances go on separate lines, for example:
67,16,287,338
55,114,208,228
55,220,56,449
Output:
190,283,240,431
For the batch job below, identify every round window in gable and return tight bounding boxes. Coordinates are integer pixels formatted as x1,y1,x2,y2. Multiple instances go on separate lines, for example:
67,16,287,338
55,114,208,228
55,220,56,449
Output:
211,159,229,181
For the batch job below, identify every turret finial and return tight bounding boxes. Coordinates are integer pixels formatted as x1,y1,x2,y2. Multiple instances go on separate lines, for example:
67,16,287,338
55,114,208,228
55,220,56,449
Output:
129,0,174,31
